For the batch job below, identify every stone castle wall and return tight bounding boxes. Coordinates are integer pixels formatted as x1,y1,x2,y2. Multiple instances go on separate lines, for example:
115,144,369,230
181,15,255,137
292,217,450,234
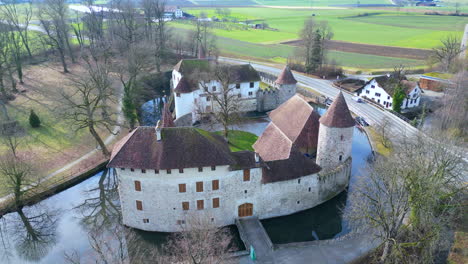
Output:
316,124,354,171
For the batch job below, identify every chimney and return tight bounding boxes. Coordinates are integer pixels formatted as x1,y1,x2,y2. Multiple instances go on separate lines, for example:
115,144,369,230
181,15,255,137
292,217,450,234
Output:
155,120,162,141
254,152,260,163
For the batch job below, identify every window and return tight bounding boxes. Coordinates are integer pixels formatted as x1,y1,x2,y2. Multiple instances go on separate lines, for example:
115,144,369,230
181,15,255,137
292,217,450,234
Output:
178,184,186,193
371,85,375,88
177,220,185,225
366,90,370,94
198,167,203,172
134,181,141,191
248,91,253,96
212,180,219,190
375,93,381,97
154,170,159,174
298,179,301,184
212,86,216,92
244,190,248,194
308,187,311,192
387,96,390,100
206,96,211,102
136,200,143,211
377,99,380,103
130,168,134,172
340,135,344,141
179,168,184,173
176,93,181,97
236,83,240,89
141,169,146,173
196,181,204,192
213,198,220,208
143,219,149,223
211,166,216,171
250,82,254,88
167,169,171,174
243,169,250,181
339,155,343,161
121,168,125,170
182,202,189,210
297,201,300,204
197,200,204,210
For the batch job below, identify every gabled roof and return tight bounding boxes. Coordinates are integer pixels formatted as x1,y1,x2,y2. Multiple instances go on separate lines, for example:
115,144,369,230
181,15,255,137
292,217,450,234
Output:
275,66,297,85
227,64,260,83
161,103,175,128
173,59,211,75
262,149,321,184
268,95,320,149
319,92,355,128
108,127,235,170
253,123,293,162
174,77,196,93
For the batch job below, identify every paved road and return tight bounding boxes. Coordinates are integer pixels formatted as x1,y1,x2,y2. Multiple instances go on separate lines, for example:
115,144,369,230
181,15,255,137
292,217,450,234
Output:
461,24,468,59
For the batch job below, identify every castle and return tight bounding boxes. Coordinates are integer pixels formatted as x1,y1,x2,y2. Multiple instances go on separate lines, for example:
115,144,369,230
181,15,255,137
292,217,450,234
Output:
172,58,297,125
107,91,355,232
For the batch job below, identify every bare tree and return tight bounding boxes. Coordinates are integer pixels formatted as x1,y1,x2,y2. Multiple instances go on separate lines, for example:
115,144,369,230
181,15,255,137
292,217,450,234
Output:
108,0,141,51
375,117,393,149
300,18,333,73
164,214,236,264
62,70,116,157
38,0,74,72
0,0,33,58
0,154,39,208
197,64,242,140
431,35,464,73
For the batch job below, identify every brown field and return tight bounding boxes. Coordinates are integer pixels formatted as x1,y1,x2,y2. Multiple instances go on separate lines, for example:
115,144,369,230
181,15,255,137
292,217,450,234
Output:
282,39,432,60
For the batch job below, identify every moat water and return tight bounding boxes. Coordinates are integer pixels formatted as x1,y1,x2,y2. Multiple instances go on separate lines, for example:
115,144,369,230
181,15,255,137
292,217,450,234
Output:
0,104,373,263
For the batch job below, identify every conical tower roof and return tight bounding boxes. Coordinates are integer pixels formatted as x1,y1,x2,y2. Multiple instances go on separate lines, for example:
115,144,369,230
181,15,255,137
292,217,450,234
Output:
161,103,175,128
319,92,355,128
275,66,297,85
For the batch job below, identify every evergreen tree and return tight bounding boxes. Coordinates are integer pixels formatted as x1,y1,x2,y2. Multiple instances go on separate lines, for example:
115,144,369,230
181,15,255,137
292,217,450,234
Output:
122,92,138,130
392,84,406,113
29,109,41,128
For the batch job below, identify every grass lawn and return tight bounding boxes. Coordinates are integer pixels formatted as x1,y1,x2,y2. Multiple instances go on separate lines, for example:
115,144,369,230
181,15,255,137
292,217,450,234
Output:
181,7,468,49
366,127,392,156
215,130,258,152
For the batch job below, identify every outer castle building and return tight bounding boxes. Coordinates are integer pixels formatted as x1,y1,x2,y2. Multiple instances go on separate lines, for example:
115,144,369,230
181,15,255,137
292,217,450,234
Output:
108,92,355,232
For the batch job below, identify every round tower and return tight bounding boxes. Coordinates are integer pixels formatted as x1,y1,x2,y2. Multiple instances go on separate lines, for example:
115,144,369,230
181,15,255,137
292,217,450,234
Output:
316,92,355,171
275,66,297,103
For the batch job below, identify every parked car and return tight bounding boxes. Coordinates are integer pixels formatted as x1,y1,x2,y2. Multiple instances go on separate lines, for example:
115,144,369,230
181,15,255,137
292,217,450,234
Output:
355,116,369,127
352,96,363,103
324,98,333,106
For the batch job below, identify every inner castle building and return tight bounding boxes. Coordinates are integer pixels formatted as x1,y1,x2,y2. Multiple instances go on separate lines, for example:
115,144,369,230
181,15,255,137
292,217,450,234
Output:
107,91,355,232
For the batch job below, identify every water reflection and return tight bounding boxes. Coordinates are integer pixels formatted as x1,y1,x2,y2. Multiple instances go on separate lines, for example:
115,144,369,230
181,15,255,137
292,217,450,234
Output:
0,205,60,263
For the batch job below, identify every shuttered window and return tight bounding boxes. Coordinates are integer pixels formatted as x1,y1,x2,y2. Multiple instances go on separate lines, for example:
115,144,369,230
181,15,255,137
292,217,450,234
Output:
211,166,216,171
198,167,203,172
212,180,219,190
179,168,184,173
167,169,171,174
196,181,203,192
213,198,220,208
178,184,186,193
197,200,204,210
182,202,189,210
243,169,250,181
134,181,141,191
136,200,143,211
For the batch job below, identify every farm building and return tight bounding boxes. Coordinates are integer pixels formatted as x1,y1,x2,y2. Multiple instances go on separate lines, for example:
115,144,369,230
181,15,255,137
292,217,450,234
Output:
355,75,421,110
419,74,454,92
107,93,354,232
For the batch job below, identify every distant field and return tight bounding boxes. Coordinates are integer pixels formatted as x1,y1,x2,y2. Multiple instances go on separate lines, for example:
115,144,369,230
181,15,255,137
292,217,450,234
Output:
166,0,391,6
180,7,468,49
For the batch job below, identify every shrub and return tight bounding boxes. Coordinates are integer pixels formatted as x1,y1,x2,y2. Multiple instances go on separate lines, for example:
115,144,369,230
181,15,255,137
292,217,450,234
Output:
29,110,41,128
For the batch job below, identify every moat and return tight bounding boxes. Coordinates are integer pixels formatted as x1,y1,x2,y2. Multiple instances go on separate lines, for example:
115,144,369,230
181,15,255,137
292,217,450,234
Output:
0,105,372,263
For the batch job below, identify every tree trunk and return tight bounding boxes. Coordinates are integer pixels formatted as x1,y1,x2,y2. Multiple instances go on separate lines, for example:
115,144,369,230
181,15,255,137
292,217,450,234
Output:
58,47,69,73
380,240,391,263
89,124,110,157
64,33,76,64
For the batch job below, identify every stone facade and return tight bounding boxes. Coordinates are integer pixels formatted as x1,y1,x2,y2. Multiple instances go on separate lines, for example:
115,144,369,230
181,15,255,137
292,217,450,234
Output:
316,124,354,172
117,158,351,232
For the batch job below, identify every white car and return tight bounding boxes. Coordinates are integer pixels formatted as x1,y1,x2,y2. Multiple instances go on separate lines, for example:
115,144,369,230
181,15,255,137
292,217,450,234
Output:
352,96,363,103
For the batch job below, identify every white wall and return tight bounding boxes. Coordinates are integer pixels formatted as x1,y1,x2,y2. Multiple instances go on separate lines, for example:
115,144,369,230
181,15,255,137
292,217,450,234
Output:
357,79,393,109
401,85,421,109
117,161,350,232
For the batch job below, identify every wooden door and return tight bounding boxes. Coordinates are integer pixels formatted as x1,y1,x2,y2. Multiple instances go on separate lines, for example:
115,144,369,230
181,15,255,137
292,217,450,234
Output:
238,203,253,217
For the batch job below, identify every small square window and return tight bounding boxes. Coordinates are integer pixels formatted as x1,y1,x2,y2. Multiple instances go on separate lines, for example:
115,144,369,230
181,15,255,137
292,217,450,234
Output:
250,82,254,88
197,200,204,210
176,93,181,97
198,167,203,172
121,168,125,170
308,187,311,192
236,83,240,89
142,169,146,173
211,166,216,171
248,92,253,96
130,168,135,172
154,170,159,174
297,201,300,204
167,169,171,174
244,190,247,194
182,202,189,210
179,168,184,173
143,219,149,223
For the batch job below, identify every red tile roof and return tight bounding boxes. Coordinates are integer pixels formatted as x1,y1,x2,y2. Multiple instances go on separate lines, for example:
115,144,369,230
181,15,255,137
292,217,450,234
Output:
161,103,175,128
108,127,235,170
319,92,355,128
275,66,297,85
174,77,196,93
253,123,292,162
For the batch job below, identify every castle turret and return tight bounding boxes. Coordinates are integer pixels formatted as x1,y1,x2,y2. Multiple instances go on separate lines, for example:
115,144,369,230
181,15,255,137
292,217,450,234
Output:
275,66,297,103
316,92,355,171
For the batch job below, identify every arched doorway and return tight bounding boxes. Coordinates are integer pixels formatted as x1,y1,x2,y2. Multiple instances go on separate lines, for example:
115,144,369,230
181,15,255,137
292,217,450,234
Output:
238,203,253,217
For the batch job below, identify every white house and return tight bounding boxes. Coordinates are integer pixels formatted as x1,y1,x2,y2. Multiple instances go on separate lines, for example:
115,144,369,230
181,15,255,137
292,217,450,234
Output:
172,59,261,122
356,75,421,110
164,6,183,19
107,93,355,232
